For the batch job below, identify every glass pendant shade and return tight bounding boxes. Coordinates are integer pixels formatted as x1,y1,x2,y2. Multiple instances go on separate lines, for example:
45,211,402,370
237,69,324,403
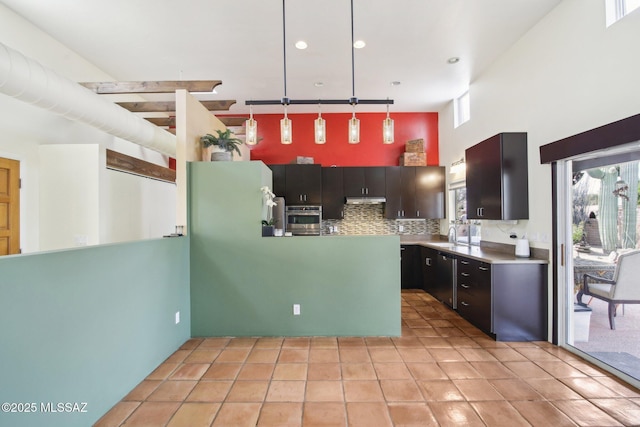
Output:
348,111,360,144
280,108,292,145
383,117,394,144
245,118,258,145
314,115,326,144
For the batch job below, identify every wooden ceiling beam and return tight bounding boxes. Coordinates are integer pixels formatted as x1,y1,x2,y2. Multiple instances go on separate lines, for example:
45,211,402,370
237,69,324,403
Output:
220,117,248,127
117,100,236,113
79,80,222,94
145,117,176,127
144,116,248,128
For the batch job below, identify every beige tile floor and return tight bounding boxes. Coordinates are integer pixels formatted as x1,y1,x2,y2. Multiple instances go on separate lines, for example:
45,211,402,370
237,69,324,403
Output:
94,290,640,426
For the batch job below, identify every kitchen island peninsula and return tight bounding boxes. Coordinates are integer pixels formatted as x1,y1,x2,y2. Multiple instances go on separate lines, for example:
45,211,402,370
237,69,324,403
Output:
188,161,401,337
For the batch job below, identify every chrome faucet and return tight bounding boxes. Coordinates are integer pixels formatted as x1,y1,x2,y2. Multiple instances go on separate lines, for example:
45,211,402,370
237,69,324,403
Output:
448,223,457,243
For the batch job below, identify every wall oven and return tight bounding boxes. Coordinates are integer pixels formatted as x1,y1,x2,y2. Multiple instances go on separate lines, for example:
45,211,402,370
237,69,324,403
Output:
285,206,322,236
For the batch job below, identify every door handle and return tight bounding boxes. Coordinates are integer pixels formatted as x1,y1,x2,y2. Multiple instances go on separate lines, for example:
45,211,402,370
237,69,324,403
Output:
461,272,469,277
460,301,470,307
461,260,469,265
479,266,489,271
460,284,470,289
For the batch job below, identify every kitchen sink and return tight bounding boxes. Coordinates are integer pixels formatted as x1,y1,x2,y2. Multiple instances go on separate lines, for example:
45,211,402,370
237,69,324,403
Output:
427,242,461,249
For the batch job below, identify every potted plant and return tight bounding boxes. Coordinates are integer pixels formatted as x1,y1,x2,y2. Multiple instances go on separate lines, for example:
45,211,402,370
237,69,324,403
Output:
200,129,243,161
261,186,277,236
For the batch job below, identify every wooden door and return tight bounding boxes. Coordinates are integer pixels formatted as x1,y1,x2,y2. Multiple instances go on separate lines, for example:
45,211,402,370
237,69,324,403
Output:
0,157,20,255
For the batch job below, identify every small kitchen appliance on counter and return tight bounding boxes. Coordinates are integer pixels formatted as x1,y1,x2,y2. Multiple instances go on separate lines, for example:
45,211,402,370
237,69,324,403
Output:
515,236,530,258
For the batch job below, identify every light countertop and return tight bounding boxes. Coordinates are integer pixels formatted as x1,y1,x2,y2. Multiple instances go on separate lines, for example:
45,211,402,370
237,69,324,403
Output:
400,237,549,265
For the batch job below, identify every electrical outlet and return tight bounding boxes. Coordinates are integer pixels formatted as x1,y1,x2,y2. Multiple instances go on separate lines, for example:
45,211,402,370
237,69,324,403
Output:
175,311,180,324
293,304,301,315
398,224,404,232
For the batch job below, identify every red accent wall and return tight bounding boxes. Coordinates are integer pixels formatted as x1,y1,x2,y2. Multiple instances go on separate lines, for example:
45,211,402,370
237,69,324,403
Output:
232,112,438,167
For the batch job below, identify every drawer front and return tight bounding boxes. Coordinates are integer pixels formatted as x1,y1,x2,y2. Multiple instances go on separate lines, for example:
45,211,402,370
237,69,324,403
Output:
457,289,491,333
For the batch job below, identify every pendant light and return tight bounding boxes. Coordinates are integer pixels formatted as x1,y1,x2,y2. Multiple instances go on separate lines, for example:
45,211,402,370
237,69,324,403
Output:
245,105,258,145
347,0,359,144
382,101,394,144
280,105,292,144
245,0,394,143
348,106,360,144
314,104,326,144
279,0,292,144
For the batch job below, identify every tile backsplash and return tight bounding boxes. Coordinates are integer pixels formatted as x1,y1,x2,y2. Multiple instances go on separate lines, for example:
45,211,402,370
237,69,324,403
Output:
322,204,439,236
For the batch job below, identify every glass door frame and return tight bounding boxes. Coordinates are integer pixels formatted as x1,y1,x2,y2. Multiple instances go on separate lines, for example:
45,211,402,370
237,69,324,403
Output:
554,155,640,389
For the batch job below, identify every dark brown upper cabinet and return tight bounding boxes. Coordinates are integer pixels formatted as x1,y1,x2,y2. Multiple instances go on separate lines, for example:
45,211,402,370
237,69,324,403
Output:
268,164,322,205
343,167,386,198
321,167,344,219
386,166,445,219
465,132,529,220
415,166,446,219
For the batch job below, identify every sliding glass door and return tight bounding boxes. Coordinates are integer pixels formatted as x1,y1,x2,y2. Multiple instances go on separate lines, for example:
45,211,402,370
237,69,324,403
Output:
559,146,640,388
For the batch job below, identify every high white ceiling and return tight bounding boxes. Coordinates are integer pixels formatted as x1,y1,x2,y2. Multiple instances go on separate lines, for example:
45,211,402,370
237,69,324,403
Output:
1,0,561,114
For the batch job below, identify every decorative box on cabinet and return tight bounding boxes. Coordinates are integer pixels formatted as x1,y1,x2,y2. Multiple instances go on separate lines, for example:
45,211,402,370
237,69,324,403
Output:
465,132,529,220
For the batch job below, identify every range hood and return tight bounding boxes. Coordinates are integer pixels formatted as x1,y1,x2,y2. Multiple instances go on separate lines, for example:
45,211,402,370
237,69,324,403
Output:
345,197,386,205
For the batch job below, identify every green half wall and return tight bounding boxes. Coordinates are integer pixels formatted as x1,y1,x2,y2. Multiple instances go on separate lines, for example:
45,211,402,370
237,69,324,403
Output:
188,161,401,337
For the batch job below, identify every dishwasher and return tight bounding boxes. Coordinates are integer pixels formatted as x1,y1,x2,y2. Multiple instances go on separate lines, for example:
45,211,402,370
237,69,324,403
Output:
434,251,456,309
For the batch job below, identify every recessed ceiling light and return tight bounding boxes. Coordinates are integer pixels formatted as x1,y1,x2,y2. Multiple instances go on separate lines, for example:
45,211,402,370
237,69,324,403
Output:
447,57,460,64
390,81,401,86
314,82,324,87
295,40,308,50
353,40,366,49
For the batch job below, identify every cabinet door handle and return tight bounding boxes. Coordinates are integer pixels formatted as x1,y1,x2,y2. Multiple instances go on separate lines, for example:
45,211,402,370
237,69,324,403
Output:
460,284,470,289
425,258,432,266
461,272,470,277
416,210,420,217
460,301,470,307
365,187,369,195
479,266,489,271
460,260,469,265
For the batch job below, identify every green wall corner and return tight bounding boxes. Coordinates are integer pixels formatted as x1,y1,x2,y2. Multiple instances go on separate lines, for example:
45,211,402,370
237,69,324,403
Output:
188,161,401,337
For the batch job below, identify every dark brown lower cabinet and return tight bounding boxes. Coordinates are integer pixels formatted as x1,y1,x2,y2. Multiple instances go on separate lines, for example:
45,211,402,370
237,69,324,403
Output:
400,245,421,289
456,256,547,341
421,246,438,294
457,258,492,334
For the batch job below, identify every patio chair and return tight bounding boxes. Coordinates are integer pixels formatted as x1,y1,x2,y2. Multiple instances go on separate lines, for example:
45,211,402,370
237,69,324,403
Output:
577,249,640,330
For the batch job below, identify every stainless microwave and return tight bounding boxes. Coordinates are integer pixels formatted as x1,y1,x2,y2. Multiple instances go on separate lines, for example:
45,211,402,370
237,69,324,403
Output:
285,206,322,236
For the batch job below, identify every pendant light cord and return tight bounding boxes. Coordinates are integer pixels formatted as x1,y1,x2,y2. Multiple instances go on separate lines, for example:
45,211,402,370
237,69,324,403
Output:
350,0,355,101
282,0,288,101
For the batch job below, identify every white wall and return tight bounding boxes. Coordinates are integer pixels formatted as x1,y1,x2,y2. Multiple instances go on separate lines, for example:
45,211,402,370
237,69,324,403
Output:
39,145,100,250
438,0,640,251
0,4,176,252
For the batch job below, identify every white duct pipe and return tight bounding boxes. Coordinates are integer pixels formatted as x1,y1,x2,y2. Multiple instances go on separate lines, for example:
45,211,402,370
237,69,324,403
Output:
0,41,176,157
